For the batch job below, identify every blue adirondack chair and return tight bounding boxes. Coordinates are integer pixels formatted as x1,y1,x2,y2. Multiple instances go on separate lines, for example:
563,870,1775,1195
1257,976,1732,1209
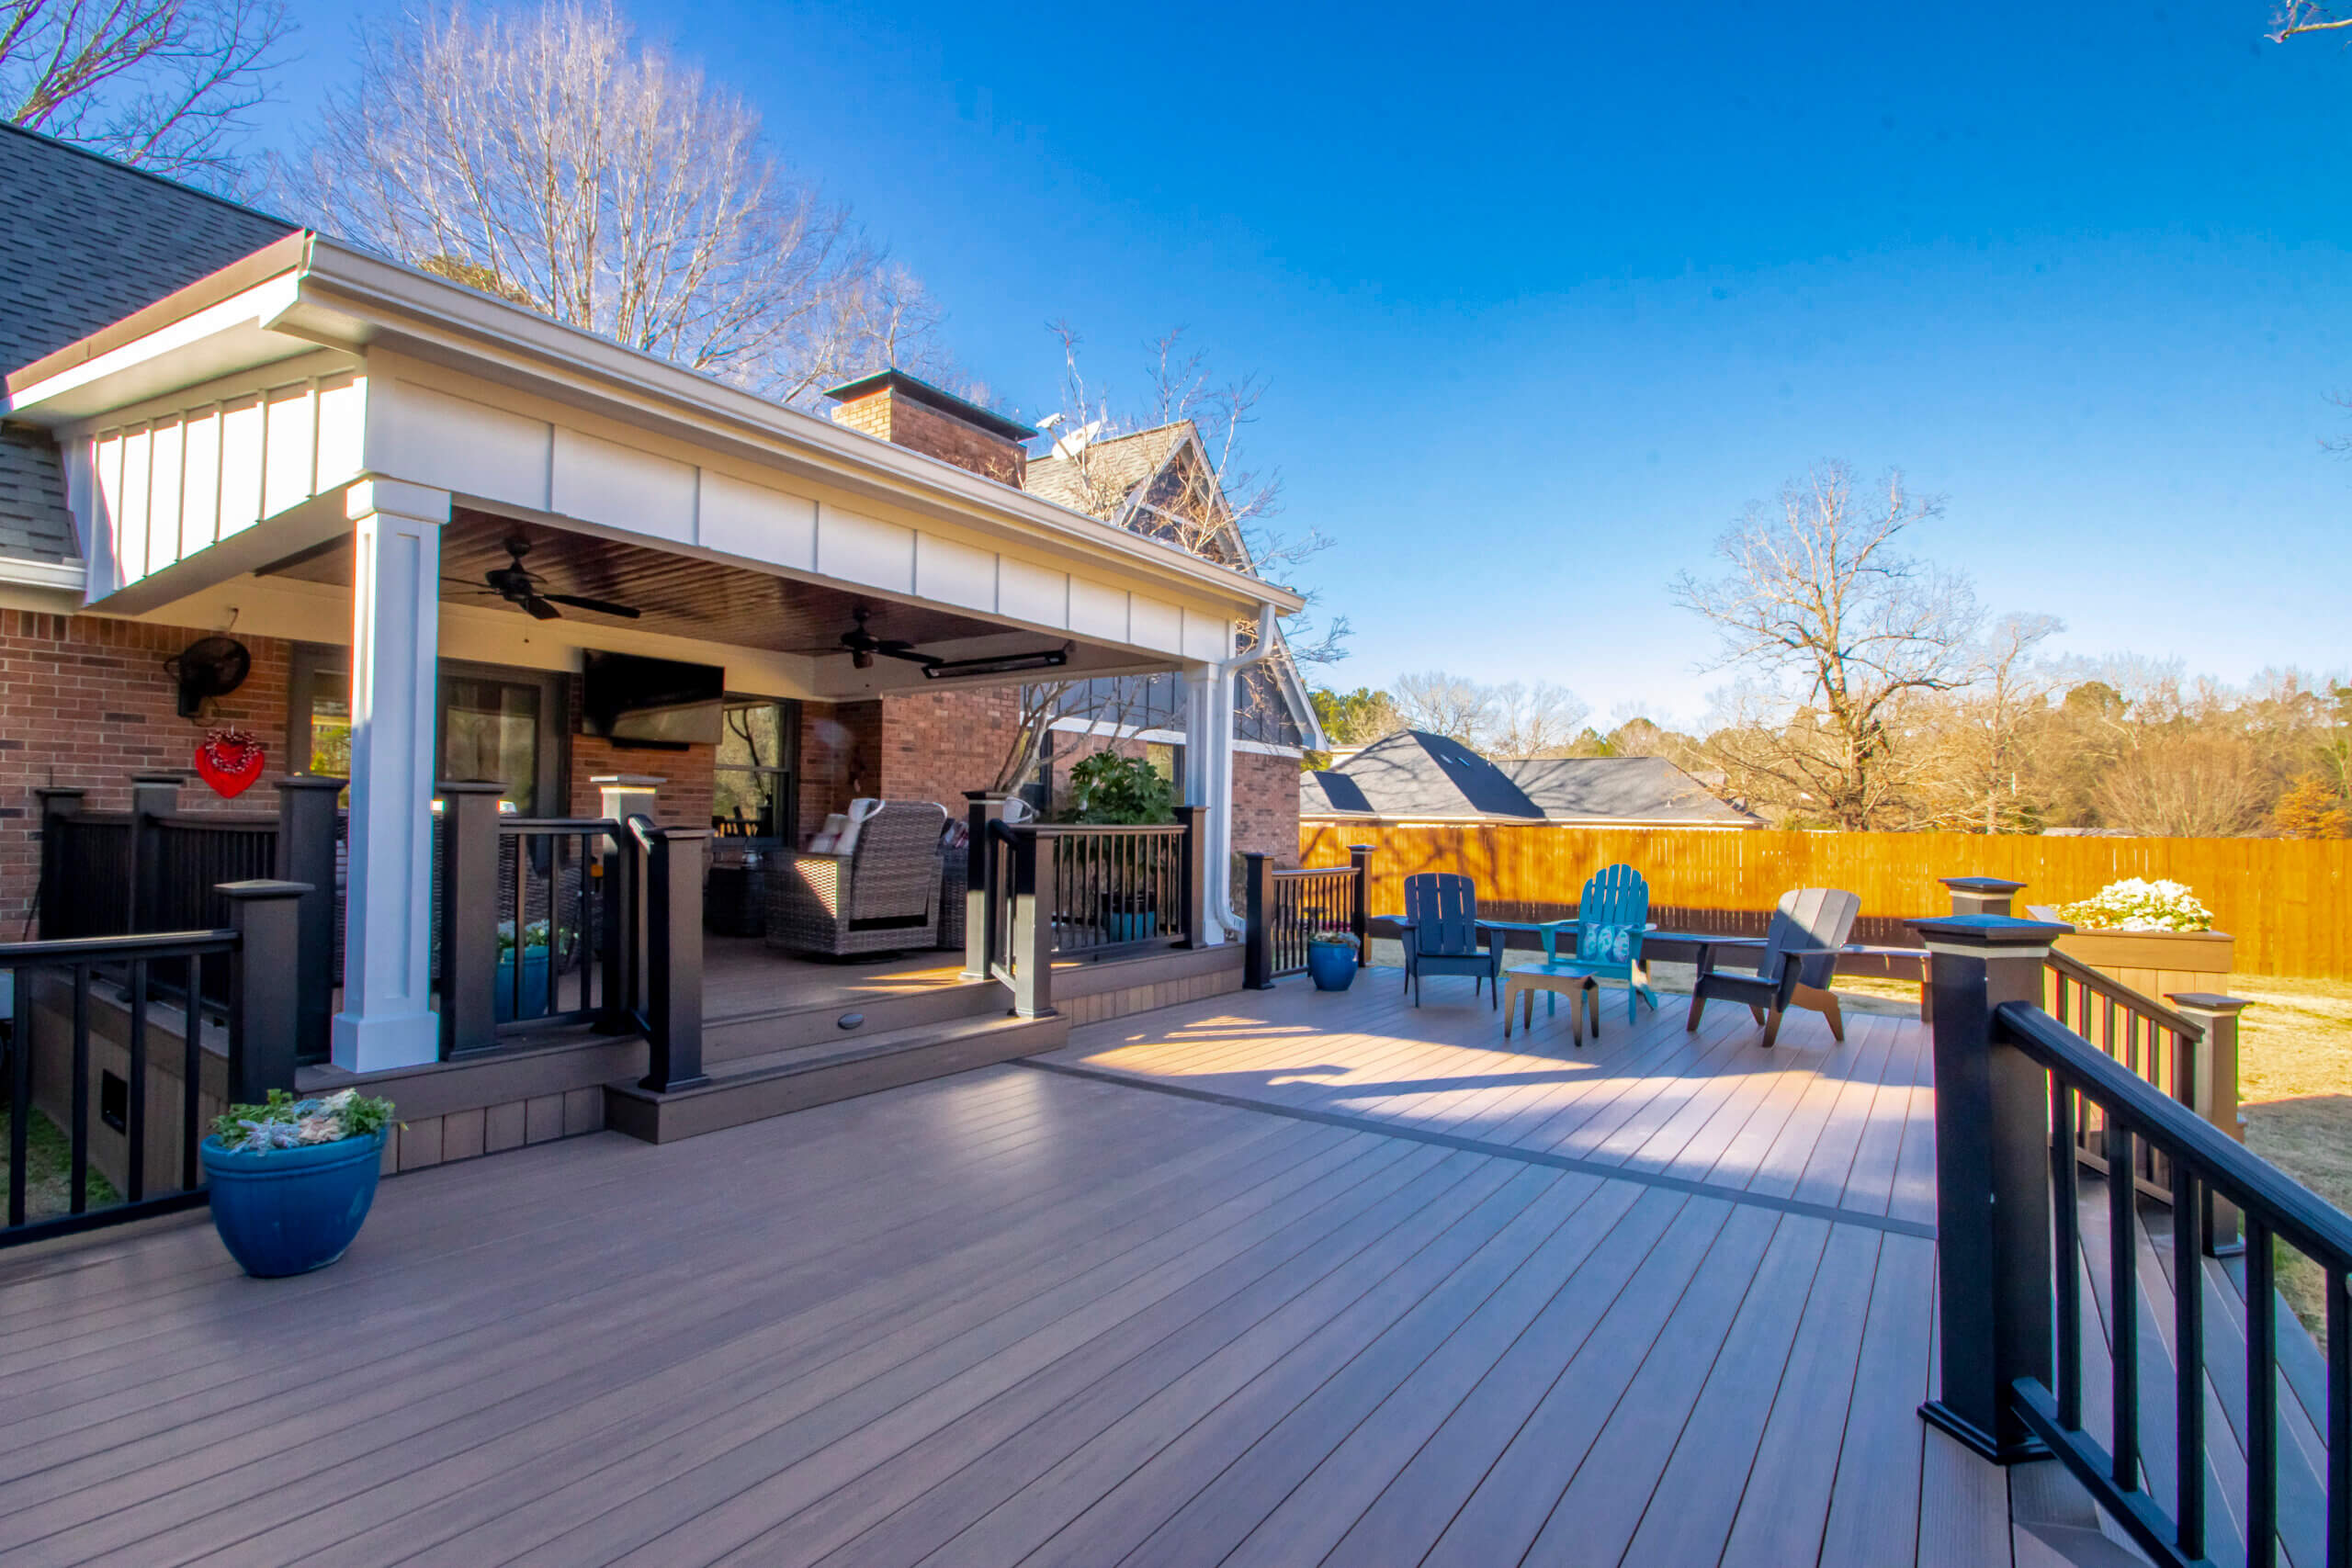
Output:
1542,863,1658,1033
1397,873,1503,1008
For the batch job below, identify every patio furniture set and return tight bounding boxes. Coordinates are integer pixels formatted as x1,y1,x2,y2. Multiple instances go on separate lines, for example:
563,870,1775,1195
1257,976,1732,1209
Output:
1395,865,1870,1047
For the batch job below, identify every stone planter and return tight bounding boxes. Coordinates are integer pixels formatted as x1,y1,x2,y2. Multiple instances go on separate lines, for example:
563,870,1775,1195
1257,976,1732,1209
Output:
2029,907,2235,1001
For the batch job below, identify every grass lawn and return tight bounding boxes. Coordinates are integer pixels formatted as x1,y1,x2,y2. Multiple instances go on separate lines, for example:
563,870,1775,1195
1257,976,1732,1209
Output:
0,1097,122,1221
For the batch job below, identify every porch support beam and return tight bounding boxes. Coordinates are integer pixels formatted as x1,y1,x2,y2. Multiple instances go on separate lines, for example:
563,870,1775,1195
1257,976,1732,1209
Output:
1182,661,1236,945
333,477,451,1073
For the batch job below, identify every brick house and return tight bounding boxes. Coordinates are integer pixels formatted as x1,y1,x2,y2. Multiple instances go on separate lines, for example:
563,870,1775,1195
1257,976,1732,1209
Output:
0,122,1306,1076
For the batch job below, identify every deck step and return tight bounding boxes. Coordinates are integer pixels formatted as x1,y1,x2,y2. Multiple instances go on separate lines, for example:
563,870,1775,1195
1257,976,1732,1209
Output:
603,1010,1069,1144
700,974,1011,1065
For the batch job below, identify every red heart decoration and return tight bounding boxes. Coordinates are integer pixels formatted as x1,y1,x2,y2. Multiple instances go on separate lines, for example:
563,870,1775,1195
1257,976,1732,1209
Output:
195,728,266,799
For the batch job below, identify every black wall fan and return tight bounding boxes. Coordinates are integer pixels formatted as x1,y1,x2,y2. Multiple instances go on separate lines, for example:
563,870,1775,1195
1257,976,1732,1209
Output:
453,538,643,622
164,636,251,718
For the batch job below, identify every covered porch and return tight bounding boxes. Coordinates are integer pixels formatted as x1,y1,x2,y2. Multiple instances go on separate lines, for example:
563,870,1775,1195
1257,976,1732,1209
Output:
1,231,1301,1104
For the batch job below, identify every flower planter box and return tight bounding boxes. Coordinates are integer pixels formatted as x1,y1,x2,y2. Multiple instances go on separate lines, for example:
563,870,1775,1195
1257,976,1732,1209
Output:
2030,906,2235,1004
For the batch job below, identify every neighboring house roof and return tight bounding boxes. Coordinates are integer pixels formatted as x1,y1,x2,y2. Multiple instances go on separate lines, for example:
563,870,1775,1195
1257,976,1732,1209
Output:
1301,730,1758,827
1023,423,1191,519
0,122,299,569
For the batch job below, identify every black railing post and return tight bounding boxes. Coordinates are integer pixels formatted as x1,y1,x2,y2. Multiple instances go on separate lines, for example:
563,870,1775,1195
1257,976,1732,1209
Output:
1917,911,2071,1463
2169,991,2253,1255
1243,852,1274,990
33,787,84,938
964,793,1012,980
1348,844,1374,966
1174,805,1203,950
220,879,312,1104
436,782,504,1059
1007,826,1055,1019
640,824,709,1091
274,776,343,1065
127,773,182,932
596,776,662,1018
1941,875,2028,918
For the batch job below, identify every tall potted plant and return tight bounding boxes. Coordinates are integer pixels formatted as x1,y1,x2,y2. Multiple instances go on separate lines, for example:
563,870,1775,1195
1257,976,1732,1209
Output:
1060,750,1176,943
201,1089,397,1277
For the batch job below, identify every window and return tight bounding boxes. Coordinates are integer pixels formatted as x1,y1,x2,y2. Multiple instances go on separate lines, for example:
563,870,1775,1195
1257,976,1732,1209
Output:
440,673,549,811
714,698,798,840
286,648,566,816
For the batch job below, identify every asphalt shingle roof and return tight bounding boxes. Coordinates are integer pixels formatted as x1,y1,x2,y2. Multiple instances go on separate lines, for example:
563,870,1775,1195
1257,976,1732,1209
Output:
1023,423,1189,519
0,123,300,563
1302,729,1757,827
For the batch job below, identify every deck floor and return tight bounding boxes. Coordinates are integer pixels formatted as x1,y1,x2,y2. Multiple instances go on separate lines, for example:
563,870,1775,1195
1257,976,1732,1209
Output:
0,969,2245,1566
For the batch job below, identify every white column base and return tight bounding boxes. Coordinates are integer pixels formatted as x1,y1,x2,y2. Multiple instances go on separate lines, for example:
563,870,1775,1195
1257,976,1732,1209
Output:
331,1010,441,1076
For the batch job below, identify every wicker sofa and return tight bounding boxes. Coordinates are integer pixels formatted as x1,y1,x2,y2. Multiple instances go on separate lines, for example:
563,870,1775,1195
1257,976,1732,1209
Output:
765,800,948,958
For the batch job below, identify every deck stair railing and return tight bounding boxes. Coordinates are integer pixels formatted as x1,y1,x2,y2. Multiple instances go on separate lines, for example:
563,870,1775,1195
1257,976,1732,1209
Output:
1242,847,1373,989
3,880,306,1248
1921,912,2330,1568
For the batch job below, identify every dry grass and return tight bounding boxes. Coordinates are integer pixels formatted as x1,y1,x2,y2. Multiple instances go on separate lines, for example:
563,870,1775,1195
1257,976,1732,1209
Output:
2219,974,2352,1331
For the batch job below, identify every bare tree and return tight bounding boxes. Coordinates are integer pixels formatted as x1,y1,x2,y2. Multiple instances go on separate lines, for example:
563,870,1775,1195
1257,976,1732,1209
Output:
1908,612,2063,831
290,0,943,405
1672,461,1981,829
1486,681,1589,758
1391,671,1493,746
2,0,289,179
2268,2,2352,39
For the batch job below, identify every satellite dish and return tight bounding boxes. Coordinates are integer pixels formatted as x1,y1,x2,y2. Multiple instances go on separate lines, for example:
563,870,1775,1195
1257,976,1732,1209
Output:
164,636,251,718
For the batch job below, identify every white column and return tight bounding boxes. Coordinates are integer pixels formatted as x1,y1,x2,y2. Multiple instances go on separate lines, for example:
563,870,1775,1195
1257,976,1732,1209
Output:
1183,660,1238,944
333,478,451,1073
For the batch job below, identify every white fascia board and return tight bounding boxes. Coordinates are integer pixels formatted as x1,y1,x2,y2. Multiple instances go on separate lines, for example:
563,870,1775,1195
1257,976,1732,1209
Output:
277,242,1301,618
1046,716,1303,759
4,275,309,423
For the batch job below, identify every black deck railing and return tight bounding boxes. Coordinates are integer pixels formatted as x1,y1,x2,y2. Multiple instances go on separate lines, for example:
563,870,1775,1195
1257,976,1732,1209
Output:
1921,911,2335,1568
3,883,305,1249
1242,847,1373,988
1037,821,1194,957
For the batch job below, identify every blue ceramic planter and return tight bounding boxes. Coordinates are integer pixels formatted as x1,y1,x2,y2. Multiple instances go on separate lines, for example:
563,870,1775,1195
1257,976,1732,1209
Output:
1105,911,1159,943
1307,942,1359,991
493,947,551,1023
201,1130,386,1278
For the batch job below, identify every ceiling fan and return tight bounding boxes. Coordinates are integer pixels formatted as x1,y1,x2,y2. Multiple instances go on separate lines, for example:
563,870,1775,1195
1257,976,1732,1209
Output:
825,607,1073,679
451,538,642,622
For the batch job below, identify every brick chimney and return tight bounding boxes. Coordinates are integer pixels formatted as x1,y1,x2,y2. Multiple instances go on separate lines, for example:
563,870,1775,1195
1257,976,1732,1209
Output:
822,369,1034,487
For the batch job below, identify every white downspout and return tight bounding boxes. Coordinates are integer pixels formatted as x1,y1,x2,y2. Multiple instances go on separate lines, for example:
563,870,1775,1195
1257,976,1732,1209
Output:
1185,604,1277,942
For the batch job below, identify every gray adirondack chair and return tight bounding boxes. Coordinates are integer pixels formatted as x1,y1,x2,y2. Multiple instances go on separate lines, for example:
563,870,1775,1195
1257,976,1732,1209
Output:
1685,887,1861,1047
1397,873,1503,1008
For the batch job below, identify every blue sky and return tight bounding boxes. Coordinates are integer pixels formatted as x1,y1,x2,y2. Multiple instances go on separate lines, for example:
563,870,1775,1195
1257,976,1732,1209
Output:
253,2,2352,724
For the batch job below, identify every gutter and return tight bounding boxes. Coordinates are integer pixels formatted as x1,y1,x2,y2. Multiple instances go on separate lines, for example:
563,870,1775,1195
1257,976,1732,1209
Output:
0,556,87,592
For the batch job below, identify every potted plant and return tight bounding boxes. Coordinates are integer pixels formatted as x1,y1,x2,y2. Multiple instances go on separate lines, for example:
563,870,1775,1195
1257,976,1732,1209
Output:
495,919,557,1022
2036,878,2235,999
1061,750,1177,945
1099,888,1159,943
1307,928,1360,991
201,1089,397,1278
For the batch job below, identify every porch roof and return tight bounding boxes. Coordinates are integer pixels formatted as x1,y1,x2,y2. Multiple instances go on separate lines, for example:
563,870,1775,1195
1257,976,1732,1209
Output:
1,232,1302,627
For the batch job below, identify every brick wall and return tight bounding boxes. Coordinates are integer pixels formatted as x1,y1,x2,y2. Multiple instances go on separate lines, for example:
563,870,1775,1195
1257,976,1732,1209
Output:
797,699,881,840
876,688,1021,818
0,611,293,930
1234,749,1303,867
562,677,714,829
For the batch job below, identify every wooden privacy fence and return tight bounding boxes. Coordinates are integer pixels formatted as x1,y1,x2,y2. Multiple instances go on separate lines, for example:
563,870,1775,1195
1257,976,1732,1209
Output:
1298,824,2352,980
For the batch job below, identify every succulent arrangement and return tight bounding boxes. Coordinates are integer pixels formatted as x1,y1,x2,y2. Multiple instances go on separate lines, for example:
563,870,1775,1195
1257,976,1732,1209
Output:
211,1089,398,1153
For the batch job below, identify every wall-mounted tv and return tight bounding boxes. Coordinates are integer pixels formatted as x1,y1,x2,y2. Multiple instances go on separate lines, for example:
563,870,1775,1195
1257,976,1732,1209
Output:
580,652,725,746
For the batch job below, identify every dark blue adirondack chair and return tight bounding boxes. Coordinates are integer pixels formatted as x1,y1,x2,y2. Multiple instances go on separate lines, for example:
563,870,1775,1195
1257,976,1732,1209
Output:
1397,873,1503,1008
1687,887,1860,1048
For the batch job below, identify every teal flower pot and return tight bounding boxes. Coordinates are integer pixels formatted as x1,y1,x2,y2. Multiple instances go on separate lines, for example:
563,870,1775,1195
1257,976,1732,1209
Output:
1307,942,1359,991
201,1129,386,1278
493,946,551,1023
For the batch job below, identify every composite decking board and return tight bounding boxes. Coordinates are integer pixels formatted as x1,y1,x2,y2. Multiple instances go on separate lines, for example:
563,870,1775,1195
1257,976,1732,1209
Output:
0,1090,1336,1561
268,1130,1425,1568
1917,1424,2016,1568
1230,1186,1690,1568
533,1149,1521,1567
1107,1179,1653,1568
2,1081,1166,1438
0,1065,1071,1379
3,977,1997,1568
1065,1169,1610,1568
1815,1232,1936,1568
1711,1225,1887,1568
1613,1212,1844,1566
0,1072,1185,1457
813,1165,1600,1568
1415,1193,1736,1568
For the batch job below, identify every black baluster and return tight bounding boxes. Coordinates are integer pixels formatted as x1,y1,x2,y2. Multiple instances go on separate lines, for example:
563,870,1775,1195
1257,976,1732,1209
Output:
180,954,199,1192
2111,1118,2140,1492
2173,1157,2205,1558
2331,1262,2349,1568
126,957,148,1203
7,960,28,1227
2247,1218,2278,1568
68,963,89,1214
2052,1075,2082,1432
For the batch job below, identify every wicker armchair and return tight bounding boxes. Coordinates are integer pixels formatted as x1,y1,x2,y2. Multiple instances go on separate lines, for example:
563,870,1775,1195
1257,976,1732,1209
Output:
765,801,948,958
